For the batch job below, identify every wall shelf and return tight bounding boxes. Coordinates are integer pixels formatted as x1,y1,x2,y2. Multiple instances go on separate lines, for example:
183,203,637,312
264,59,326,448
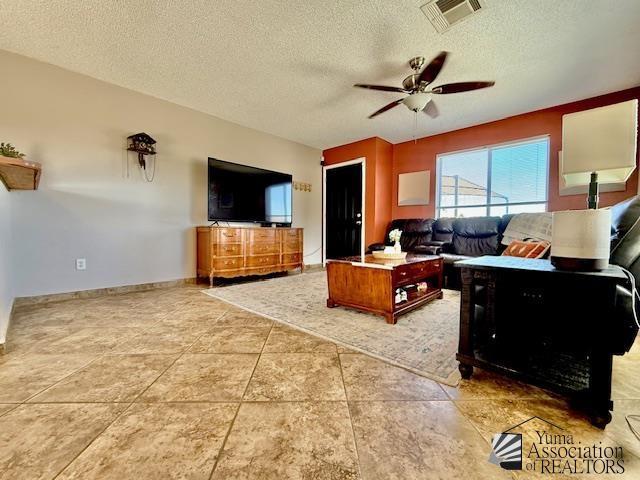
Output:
0,155,41,191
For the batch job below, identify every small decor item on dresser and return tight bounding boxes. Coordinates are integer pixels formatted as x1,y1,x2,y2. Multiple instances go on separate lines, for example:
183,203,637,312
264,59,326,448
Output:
502,240,551,259
389,229,403,253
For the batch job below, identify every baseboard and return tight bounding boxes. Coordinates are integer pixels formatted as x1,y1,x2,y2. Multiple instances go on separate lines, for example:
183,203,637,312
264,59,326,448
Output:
303,263,324,273
0,298,14,355
13,278,198,308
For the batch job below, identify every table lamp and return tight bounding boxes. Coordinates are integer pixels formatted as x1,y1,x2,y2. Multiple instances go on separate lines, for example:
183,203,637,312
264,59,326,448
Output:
551,99,638,271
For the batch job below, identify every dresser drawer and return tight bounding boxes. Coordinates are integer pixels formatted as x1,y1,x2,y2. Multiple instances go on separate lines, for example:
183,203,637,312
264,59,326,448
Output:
213,243,243,257
249,229,278,242
283,253,302,264
283,239,302,253
283,229,301,239
213,256,244,271
249,242,280,255
246,254,279,267
216,228,243,243
250,266,280,275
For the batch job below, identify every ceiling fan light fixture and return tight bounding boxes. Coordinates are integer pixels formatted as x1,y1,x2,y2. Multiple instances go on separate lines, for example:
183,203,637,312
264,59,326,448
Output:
402,93,432,112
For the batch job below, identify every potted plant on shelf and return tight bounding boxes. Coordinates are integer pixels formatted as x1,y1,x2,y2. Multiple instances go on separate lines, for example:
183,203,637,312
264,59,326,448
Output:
0,142,41,191
0,143,25,159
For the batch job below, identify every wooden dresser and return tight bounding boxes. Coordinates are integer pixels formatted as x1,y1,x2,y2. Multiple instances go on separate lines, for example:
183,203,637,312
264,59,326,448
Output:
196,226,303,286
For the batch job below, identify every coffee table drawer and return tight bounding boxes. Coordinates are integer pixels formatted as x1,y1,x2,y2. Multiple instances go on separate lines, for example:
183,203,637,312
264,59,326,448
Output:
394,259,442,285
408,259,442,280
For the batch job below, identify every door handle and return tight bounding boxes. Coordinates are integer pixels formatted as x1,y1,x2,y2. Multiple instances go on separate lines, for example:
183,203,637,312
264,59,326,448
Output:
355,220,362,226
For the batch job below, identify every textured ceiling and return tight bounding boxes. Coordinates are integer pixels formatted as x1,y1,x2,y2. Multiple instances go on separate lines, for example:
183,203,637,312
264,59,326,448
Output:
1,1,639,149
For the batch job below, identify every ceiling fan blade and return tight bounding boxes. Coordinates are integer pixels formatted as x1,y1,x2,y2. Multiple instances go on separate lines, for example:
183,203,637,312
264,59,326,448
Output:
354,84,407,93
368,99,404,119
431,81,495,94
417,51,448,86
423,100,439,118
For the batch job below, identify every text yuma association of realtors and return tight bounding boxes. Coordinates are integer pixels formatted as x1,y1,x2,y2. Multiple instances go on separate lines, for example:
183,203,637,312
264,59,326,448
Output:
526,430,624,475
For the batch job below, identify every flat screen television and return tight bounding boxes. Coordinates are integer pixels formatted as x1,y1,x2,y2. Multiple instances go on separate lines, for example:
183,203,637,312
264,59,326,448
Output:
208,158,293,225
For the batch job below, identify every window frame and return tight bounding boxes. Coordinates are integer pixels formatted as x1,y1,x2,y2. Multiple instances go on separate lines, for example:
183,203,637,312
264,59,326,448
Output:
435,135,550,218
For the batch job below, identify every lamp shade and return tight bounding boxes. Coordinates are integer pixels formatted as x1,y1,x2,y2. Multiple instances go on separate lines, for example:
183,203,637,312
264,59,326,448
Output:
561,99,638,187
551,209,611,271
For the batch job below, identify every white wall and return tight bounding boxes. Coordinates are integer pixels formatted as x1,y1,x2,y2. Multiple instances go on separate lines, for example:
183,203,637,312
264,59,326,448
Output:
0,50,322,298
0,186,12,344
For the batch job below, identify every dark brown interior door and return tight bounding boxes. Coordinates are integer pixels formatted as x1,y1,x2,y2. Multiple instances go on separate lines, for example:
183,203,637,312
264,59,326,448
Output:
325,163,363,259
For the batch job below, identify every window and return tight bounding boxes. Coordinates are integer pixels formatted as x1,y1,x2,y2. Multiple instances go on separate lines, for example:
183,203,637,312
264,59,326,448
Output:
436,137,549,218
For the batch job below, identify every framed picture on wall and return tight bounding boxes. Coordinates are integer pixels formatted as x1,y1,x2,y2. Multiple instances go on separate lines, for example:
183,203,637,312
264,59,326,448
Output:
398,170,430,206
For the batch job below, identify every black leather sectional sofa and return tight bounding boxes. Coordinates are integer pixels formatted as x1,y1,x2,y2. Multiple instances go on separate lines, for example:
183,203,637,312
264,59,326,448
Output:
369,195,640,290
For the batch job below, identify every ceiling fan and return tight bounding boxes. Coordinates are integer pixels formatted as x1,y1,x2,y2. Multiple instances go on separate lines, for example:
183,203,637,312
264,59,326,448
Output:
354,51,495,119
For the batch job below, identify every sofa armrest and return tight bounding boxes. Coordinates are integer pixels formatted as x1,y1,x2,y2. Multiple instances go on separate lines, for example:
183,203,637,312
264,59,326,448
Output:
413,244,443,255
434,241,454,253
367,242,386,252
611,285,640,355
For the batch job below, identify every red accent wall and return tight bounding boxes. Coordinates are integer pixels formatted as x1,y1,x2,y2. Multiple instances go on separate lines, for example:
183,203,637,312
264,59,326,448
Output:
323,88,640,244
393,87,640,219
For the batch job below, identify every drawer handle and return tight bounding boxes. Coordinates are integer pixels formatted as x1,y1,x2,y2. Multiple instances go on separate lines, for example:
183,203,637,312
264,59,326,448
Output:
400,272,407,276
223,233,235,237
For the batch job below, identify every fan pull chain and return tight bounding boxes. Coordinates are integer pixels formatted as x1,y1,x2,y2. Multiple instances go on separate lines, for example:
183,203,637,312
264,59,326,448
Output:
414,111,418,144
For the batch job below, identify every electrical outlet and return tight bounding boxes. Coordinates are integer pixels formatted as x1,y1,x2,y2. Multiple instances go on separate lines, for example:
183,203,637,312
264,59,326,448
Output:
76,258,87,271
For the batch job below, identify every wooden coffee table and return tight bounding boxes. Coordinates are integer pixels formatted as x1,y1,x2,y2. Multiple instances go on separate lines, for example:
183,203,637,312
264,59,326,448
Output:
326,254,443,324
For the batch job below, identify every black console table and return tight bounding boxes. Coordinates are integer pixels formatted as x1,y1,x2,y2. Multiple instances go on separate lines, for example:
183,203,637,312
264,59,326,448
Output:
455,256,632,428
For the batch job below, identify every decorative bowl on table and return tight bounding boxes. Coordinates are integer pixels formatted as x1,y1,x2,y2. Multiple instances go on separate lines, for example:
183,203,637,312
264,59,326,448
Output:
372,251,407,260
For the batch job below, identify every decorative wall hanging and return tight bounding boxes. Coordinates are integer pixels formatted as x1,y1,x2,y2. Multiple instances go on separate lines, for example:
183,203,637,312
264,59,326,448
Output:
127,132,157,182
398,170,430,206
293,181,312,192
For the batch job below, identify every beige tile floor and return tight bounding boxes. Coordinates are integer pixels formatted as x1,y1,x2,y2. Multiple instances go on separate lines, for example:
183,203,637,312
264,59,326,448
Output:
0,283,639,479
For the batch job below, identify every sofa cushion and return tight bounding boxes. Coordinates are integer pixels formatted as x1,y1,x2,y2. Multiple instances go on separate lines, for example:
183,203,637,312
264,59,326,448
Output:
392,218,434,251
452,216,502,256
432,218,454,242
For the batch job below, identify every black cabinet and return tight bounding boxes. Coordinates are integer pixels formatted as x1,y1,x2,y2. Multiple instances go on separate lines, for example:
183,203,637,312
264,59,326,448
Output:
456,256,635,428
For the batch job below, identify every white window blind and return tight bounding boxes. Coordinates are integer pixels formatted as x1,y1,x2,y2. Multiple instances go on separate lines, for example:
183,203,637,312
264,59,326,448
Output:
436,137,549,218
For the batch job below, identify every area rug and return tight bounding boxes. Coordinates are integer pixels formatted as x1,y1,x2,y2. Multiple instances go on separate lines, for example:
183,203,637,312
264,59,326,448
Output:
204,271,461,386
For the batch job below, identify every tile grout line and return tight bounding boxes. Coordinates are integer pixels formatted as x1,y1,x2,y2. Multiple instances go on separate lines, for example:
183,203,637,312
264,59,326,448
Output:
18,296,195,405
337,352,364,479
18,353,106,405
207,312,276,480
49,298,230,479
203,288,462,388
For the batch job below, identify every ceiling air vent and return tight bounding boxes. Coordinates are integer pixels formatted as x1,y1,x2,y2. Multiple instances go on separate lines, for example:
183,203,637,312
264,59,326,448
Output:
421,0,485,33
